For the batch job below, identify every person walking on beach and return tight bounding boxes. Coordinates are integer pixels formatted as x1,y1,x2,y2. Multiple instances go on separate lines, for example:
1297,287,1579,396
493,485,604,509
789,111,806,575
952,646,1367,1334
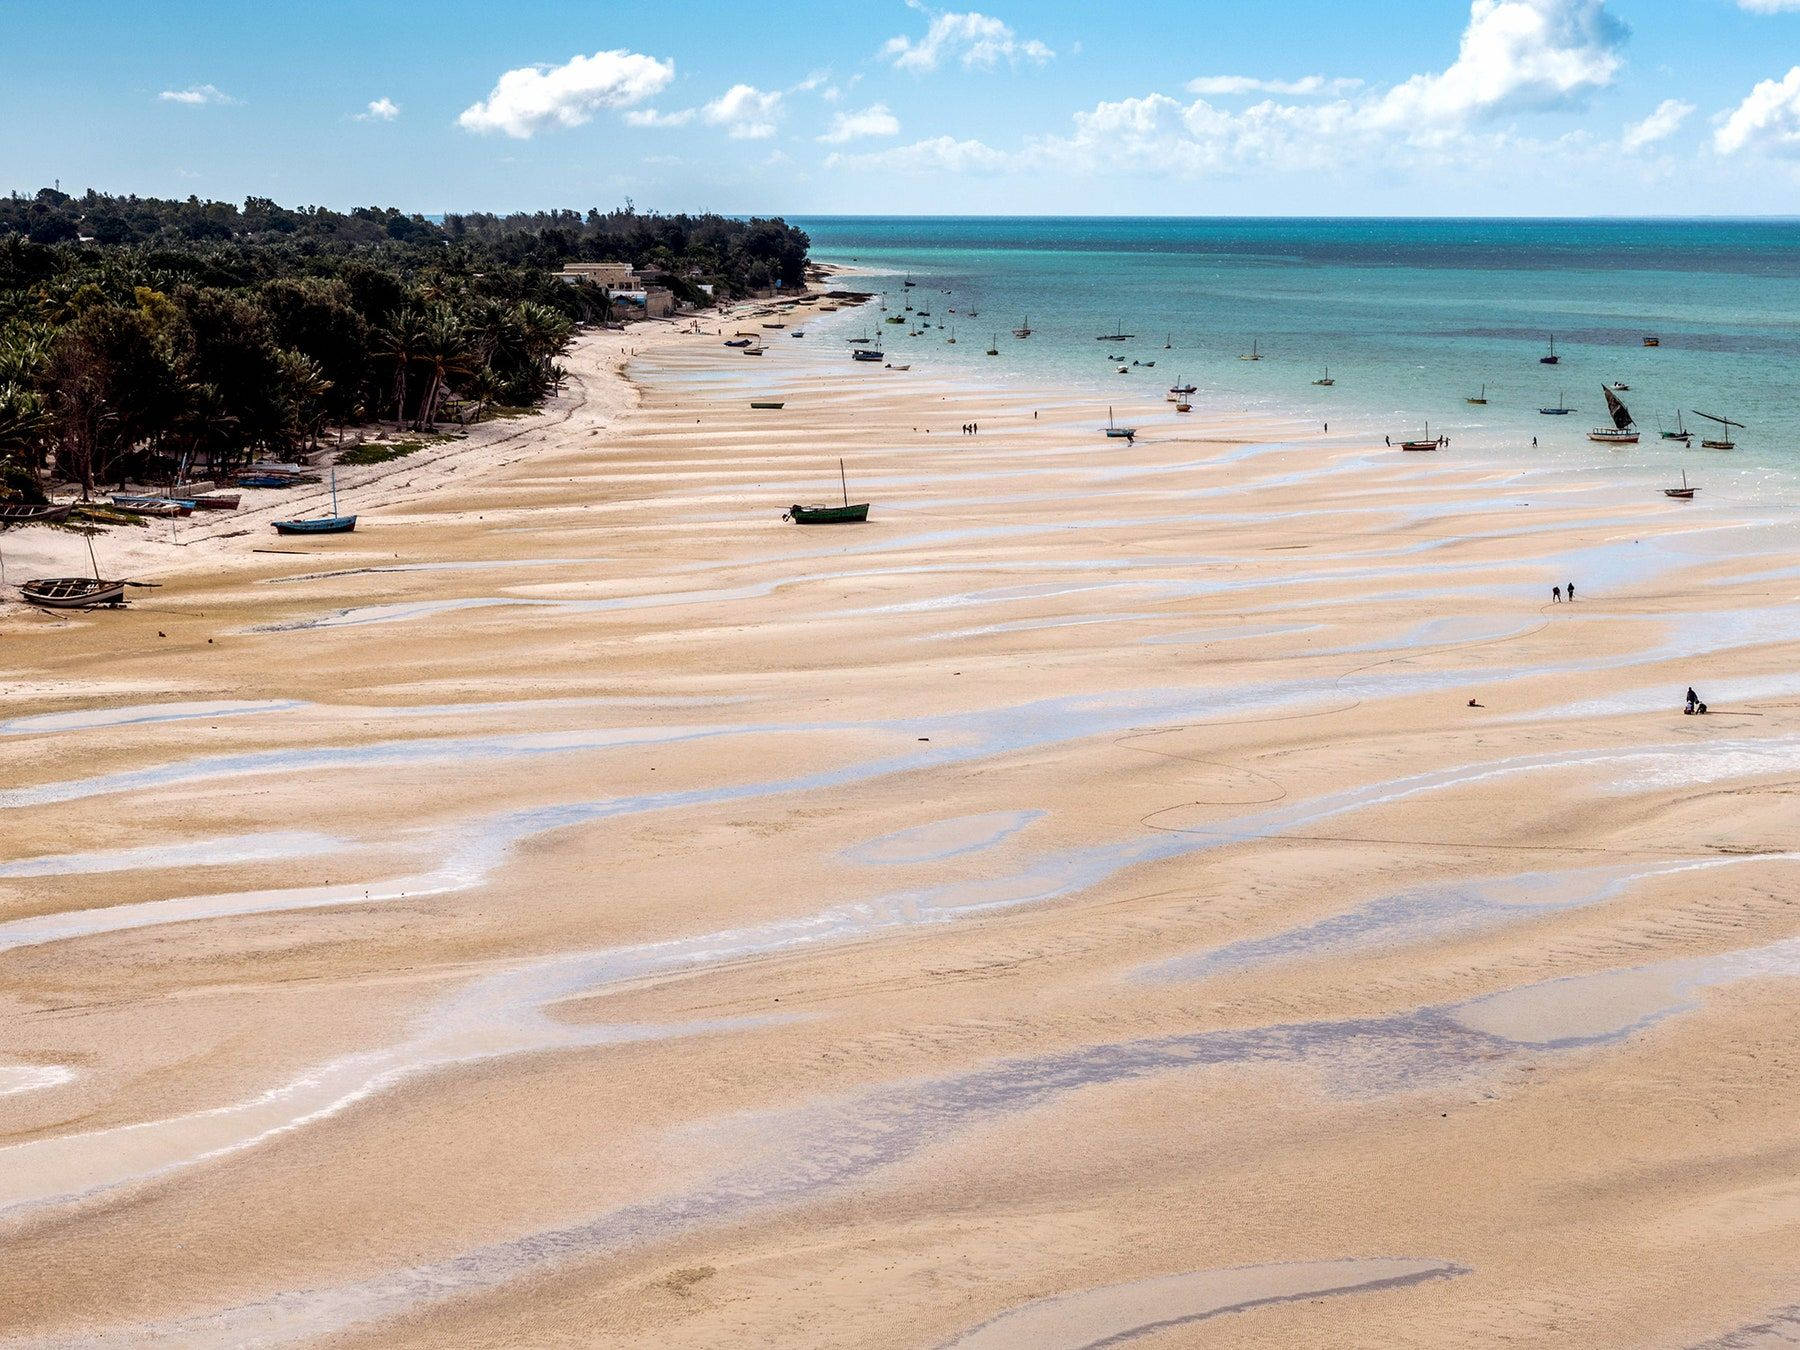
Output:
1567,581,1575,601
1553,585,1563,603
1384,435,1391,446
1532,436,1538,447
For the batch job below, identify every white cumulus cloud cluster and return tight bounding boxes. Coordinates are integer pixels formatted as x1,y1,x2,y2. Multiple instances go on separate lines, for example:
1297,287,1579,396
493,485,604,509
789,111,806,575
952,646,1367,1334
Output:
356,97,400,122
159,84,238,106
458,49,674,138
883,8,1053,72
818,103,901,144
1620,97,1693,150
840,0,1626,177
701,84,783,139
1715,66,1800,155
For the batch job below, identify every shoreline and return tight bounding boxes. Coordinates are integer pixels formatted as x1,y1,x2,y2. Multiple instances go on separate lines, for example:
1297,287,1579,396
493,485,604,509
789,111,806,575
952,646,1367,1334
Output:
1,293,1799,1347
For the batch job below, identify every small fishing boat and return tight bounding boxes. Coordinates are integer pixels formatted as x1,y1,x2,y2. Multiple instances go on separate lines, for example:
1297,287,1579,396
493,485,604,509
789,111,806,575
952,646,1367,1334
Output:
1538,391,1574,415
1611,381,1630,391
0,503,72,527
1012,316,1032,338
1313,366,1334,387
1176,398,1191,413
1664,469,1697,500
1587,386,1639,444
1095,321,1134,341
1643,335,1660,347
112,494,196,515
846,335,872,345
724,338,753,348
885,363,910,371
750,401,785,409
852,348,884,362
986,333,999,356
1539,336,1560,365
945,328,956,344
790,330,806,338
1117,365,1129,374
742,345,765,356
187,492,240,511
1167,382,1196,400
235,473,299,489
1693,410,1742,450
916,310,930,318
19,576,127,608
1659,412,1692,444
1400,422,1441,452
1466,384,1488,405
1240,340,1261,361
786,459,868,524
903,276,915,288
1163,333,1173,350
1104,407,1137,441
272,468,355,536
761,322,786,330
885,314,905,324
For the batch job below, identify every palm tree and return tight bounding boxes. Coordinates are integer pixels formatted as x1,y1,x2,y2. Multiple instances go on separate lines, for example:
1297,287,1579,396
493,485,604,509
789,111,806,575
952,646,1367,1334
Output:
275,349,333,450
413,308,472,431
372,309,427,427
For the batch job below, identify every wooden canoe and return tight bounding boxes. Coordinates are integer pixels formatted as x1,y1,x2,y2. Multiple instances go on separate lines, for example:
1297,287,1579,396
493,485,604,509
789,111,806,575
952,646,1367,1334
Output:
19,576,127,608
786,503,869,525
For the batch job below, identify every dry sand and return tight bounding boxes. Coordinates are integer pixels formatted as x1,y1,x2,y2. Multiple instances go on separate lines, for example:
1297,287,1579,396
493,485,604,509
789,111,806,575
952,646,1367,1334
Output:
3,296,1800,1348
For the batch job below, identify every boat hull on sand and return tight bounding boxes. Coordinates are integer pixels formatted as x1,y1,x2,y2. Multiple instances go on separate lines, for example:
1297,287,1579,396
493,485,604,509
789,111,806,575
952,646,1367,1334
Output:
786,503,869,524
19,577,127,608
272,515,357,536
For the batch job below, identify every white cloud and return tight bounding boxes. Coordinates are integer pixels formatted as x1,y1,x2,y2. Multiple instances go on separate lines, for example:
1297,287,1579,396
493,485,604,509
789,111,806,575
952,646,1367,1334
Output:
1620,98,1693,150
882,8,1053,73
355,97,400,122
1737,0,1800,10
1716,66,1800,155
826,135,1011,174
624,106,696,128
1367,0,1626,133
701,83,783,138
159,84,238,106
818,103,901,143
1186,75,1363,97
458,49,674,138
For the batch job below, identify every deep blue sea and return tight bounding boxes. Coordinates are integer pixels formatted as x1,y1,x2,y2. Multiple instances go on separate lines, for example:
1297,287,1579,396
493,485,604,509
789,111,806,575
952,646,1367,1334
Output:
793,217,1800,496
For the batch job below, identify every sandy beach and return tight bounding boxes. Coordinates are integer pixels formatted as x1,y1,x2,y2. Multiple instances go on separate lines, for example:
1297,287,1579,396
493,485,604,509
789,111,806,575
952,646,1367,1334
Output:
5,297,1800,1348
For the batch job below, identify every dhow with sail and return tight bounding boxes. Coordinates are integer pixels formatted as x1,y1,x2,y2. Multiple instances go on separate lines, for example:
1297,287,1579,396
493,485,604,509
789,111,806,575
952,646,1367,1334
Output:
1588,385,1638,444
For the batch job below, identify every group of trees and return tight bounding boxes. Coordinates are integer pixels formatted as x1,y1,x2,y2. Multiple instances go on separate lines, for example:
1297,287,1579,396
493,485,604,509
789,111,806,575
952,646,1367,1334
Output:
0,188,811,494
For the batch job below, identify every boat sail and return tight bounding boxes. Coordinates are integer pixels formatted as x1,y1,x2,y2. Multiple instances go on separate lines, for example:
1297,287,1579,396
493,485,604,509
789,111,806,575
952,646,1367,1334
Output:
1588,385,1638,444
1659,411,1691,444
1692,410,1742,450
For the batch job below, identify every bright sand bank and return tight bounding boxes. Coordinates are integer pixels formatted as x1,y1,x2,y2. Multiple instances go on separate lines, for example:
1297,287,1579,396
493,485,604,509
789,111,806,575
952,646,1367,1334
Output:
3,297,1800,1347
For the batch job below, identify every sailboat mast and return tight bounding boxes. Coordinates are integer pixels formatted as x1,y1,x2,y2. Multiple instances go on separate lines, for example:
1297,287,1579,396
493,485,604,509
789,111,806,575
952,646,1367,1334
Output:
840,458,848,508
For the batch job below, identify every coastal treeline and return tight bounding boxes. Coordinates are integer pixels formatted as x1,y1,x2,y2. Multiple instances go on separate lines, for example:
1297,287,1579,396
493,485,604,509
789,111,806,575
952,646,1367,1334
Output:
0,188,810,496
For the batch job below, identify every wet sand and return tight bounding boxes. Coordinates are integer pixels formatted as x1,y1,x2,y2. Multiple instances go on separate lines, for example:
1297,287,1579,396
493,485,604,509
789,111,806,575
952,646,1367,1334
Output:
4,300,1800,1347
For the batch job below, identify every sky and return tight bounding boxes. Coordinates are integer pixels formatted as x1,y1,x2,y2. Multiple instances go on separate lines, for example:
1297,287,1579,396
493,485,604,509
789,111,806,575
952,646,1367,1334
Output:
4,0,1800,216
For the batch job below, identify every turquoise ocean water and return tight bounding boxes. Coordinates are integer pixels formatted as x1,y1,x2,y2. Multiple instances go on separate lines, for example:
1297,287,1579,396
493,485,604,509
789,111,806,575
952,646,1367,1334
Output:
793,217,1800,499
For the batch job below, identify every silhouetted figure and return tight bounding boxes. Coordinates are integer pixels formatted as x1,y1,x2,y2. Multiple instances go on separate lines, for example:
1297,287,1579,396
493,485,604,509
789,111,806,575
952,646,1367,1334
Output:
1685,686,1708,715
1532,436,1538,447
1566,581,1575,601
1553,585,1562,603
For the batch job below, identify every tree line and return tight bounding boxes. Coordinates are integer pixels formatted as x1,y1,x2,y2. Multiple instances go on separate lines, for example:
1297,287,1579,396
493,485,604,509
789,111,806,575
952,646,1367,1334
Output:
0,188,811,497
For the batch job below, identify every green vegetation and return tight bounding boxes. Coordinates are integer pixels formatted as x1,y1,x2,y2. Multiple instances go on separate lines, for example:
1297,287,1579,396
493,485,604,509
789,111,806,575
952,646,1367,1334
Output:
0,187,810,496
338,439,429,465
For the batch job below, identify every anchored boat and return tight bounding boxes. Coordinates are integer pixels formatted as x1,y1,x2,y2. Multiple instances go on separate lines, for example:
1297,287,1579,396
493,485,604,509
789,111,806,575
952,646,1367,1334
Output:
1466,385,1488,405
272,468,356,535
0,503,73,528
786,459,869,524
1692,410,1742,450
1587,386,1639,444
1103,407,1137,441
1539,336,1560,365
1538,391,1574,416
1400,422,1441,451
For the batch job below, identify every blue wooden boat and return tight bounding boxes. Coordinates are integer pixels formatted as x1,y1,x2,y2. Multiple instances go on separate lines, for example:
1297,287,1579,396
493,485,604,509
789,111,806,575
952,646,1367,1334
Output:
272,468,356,535
236,473,298,488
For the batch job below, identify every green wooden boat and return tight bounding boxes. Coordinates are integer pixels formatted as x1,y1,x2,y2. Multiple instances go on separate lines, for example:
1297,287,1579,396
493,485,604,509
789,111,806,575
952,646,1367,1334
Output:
785,459,868,524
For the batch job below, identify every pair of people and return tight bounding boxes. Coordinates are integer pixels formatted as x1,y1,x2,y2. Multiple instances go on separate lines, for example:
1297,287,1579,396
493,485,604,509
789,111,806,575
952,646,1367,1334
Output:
1552,581,1576,602
1685,687,1709,715
961,422,980,435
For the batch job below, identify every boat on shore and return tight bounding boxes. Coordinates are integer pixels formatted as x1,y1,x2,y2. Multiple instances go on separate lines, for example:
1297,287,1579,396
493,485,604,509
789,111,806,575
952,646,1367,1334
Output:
1103,407,1136,441
272,468,356,536
1167,382,1196,401
724,338,752,348
1693,409,1742,450
1587,386,1639,444
235,473,301,489
19,576,127,608
111,494,196,515
1539,336,1560,365
750,401,785,409
0,503,73,528
786,459,868,524
1400,422,1442,451
1664,469,1697,500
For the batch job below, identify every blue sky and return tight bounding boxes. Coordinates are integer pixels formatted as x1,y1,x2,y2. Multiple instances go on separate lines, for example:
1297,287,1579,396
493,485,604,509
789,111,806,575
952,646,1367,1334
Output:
5,0,1800,215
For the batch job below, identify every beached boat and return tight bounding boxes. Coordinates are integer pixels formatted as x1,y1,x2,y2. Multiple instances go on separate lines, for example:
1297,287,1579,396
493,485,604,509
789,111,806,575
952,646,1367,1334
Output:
235,473,300,488
852,348,884,362
1103,407,1136,441
786,459,868,525
1012,316,1032,338
1659,412,1692,444
1313,366,1334,387
19,576,128,608
750,401,785,409
272,468,356,536
1693,410,1742,450
761,322,786,330
724,338,752,348
1588,386,1639,444
1664,469,1697,500
1095,320,1134,341
1167,383,1196,400
0,503,72,527
187,492,240,510
1538,391,1574,415
1176,398,1191,413
790,330,805,338
1240,340,1261,361
1466,384,1488,405
111,494,196,515
1400,422,1441,451
1539,336,1560,365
